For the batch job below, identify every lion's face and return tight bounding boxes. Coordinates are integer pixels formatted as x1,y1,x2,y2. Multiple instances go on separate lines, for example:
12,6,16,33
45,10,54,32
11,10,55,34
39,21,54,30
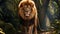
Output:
21,4,32,17
18,1,36,20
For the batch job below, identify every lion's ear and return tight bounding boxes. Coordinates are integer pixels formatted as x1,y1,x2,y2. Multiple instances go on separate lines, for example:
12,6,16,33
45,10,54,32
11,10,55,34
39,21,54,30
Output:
30,3,34,8
18,2,23,9
18,2,20,9
19,4,23,7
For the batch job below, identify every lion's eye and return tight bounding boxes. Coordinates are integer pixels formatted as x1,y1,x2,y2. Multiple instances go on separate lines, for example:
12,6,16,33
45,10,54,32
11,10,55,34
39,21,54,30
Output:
23,4,27,8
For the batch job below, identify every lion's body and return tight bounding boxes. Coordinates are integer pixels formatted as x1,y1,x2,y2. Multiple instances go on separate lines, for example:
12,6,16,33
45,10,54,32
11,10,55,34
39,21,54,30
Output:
18,0,38,34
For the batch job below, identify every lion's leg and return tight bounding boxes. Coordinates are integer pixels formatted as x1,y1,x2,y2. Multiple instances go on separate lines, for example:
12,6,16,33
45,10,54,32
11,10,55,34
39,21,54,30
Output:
33,25,37,34
28,25,34,34
34,21,37,34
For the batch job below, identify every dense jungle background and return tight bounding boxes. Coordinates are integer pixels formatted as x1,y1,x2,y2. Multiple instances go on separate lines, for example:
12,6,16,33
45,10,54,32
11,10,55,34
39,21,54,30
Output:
0,0,60,34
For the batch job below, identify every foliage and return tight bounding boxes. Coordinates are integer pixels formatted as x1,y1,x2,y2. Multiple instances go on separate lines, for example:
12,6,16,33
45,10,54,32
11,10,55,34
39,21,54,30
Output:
0,0,60,34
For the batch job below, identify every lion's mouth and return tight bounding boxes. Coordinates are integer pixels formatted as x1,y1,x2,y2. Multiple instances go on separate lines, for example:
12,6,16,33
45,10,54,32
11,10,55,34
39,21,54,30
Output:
24,11,30,17
25,13,30,17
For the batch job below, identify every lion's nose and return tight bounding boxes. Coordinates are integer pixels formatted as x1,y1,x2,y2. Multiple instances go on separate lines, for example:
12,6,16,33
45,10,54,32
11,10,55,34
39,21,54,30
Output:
25,12,30,17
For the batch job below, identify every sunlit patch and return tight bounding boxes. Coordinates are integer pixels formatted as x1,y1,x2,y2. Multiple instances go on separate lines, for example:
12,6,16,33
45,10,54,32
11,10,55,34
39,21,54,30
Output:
0,28,5,34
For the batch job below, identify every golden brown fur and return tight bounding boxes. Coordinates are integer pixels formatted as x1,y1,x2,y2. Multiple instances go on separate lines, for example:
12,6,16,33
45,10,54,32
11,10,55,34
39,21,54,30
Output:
18,0,38,34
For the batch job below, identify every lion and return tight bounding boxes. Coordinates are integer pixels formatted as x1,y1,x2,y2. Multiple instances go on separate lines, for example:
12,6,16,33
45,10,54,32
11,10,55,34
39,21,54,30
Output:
18,0,38,34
